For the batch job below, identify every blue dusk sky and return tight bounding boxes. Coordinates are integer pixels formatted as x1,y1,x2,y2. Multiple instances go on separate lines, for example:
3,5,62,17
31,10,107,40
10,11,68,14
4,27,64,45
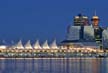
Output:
0,0,108,44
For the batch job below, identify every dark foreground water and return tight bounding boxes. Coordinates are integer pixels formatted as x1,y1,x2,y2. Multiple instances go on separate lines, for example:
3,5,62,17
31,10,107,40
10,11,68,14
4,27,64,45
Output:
0,58,108,73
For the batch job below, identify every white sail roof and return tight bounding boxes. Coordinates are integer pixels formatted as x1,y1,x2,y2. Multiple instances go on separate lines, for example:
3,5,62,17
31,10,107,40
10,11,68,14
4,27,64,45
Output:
16,40,24,49
33,40,41,49
50,40,58,49
24,40,33,49
42,40,50,49
0,45,7,49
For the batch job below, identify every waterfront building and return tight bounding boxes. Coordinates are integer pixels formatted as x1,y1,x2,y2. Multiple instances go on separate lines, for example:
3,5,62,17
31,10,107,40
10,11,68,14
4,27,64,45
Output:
102,29,108,49
50,40,58,49
33,40,42,49
66,26,80,40
15,40,24,49
84,26,94,40
0,13,108,57
92,15,103,49
42,40,50,49
24,40,33,49
74,14,89,26
61,13,107,49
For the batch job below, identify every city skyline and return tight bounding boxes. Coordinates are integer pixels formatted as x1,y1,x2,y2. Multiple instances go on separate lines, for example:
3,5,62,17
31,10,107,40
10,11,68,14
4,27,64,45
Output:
0,0,108,43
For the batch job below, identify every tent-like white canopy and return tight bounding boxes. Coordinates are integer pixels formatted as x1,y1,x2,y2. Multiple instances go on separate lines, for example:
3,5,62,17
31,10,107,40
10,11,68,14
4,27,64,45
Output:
0,45,7,49
50,40,58,49
24,40,33,49
33,40,41,49
16,40,24,49
42,40,50,49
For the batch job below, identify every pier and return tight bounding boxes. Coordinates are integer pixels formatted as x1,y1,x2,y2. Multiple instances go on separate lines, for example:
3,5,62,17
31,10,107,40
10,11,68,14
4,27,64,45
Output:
0,48,108,58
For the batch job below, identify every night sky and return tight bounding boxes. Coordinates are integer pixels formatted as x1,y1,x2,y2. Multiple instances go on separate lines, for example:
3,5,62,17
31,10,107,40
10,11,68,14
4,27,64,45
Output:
0,0,108,44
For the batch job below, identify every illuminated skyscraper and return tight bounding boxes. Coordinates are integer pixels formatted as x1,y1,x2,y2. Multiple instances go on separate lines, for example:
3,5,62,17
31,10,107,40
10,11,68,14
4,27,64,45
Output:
91,13,103,49
84,26,94,40
61,13,107,49
66,26,80,40
74,14,89,26
102,29,108,49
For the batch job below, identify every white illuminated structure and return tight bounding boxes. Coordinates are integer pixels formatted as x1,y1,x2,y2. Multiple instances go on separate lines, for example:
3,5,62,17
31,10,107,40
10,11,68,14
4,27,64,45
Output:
33,40,41,49
0,45,7,49
16,40,24,49
24,40,33,49
102,29,108,48
67,26,80,40
50,40,58,49
84,26,94,40
42,40,50,49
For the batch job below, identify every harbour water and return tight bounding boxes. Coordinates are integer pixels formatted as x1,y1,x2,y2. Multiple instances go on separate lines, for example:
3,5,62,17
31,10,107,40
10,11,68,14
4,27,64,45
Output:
0,58,107,73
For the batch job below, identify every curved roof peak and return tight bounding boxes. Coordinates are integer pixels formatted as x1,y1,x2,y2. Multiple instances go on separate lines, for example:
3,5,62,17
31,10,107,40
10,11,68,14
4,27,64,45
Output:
24,40,33,49
42,40,50,49
50,40,58,49
33,40,41,49
16,40,24,49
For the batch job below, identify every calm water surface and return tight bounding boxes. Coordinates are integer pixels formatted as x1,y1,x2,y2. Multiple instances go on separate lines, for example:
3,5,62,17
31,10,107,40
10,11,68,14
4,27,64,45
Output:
0,58,107,73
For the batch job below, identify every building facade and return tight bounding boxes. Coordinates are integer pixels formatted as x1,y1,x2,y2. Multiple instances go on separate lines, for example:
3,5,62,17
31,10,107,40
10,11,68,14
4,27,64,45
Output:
61,13,108,49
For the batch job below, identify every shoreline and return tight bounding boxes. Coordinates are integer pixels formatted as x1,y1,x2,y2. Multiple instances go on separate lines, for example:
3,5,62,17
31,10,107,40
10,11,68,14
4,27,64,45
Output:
0,57,106,60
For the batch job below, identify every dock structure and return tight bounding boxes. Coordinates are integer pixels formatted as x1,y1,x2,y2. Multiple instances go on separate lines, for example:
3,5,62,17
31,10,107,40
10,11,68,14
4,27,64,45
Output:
0,13,108,58
0,40,107,58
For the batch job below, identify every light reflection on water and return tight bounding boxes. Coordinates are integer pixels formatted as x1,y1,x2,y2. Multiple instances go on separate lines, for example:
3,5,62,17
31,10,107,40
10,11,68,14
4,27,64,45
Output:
0,58,107,73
